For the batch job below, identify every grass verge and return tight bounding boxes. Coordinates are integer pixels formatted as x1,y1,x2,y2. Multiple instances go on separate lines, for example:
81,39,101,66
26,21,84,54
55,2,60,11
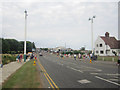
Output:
97,56,118,62
2,60,42,88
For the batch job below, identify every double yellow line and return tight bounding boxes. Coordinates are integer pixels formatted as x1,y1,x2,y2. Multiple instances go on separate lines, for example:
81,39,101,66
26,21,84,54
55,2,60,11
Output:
38,59,59,90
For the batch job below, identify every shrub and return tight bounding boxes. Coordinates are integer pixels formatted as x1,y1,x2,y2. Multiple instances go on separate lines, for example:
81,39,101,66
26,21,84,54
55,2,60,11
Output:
2,54,16,65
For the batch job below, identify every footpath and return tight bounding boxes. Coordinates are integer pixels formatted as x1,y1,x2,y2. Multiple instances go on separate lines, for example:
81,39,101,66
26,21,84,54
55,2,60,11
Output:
0,59,29,89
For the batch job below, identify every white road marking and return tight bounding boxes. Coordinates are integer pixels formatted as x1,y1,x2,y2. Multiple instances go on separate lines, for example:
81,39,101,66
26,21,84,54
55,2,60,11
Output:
90,73,99,75
109,79,118,81
90,73,120,76
70,67,83,73
95,76,120,86
78,79,91,84
76,65,102,72
106,74,120,76
66,66,83,73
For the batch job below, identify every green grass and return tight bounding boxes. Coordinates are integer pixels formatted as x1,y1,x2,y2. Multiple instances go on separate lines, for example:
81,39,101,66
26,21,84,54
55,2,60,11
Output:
2,60,41,88
97,56,118,62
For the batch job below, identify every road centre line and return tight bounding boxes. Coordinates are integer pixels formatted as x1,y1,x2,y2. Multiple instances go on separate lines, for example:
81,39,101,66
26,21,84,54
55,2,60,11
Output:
44,73,54,88
38,59,59,89
95,76,120,86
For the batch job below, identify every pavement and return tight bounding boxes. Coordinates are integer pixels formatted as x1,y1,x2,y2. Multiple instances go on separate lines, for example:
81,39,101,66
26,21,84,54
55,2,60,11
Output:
0,58,30,89
36,52,120,89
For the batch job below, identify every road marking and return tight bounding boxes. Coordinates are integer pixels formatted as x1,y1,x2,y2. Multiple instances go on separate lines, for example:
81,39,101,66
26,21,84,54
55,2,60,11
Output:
67,66,83,73
40,62,59,89
44,73,54,88
106,74,120,76
70,67,83,73
46,73,59,88
109,79,118,81
95,76,120,86
90,73,120,76
90,73,99,75
78,79,91,84
38,59,59,89
77,66,102,72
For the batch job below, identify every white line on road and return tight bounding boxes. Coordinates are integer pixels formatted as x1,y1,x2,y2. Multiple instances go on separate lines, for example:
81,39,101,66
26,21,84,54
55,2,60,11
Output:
67,66,83,73
95,76,120,86
109,79,118,81
77,66,102,72
78,79,91,84
90,73,120,76
90,73,99,75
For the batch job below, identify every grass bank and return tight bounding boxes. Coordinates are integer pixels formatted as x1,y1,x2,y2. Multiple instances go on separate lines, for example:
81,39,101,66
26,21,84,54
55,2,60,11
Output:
2,60,42,88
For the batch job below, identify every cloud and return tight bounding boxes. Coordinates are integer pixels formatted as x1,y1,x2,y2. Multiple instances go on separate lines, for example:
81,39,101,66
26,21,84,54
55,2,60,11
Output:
1,1,118,49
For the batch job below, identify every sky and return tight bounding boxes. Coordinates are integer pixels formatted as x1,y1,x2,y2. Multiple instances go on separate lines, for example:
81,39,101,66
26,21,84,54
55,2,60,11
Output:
0,0,119,50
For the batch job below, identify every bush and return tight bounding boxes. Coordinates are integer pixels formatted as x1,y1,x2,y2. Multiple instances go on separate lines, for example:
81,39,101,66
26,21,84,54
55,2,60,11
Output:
2,54,16,65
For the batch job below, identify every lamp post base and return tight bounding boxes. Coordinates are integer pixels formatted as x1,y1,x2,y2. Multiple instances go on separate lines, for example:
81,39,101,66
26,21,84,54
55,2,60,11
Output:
24,54,26,62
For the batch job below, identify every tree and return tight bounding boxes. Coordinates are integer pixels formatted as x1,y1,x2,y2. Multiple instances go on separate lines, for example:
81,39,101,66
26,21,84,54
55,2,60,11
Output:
2,38,36,54
2,38,10,53
26,41,32,53
80,47,85,51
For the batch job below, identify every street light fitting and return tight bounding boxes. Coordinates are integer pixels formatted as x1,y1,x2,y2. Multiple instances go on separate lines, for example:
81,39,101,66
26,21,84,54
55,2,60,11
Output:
25,10,27,14
93,16,96,18
88,18,91,21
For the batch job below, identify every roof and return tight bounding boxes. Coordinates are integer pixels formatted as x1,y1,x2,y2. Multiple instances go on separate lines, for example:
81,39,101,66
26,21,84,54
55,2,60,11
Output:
100,36,120,49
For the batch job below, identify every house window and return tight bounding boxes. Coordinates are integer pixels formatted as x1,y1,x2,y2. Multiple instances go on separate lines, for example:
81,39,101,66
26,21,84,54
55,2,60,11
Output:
100,44,102,47
100,50,104,54
96,44,98,47
96,51,98,53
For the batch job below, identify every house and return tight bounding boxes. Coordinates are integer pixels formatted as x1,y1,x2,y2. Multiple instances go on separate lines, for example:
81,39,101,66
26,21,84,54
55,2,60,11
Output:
95,32,120,56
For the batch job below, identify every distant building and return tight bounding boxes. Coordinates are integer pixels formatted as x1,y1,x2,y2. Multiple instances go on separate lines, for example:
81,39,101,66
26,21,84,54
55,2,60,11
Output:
52,46,72,52
95,32,120,56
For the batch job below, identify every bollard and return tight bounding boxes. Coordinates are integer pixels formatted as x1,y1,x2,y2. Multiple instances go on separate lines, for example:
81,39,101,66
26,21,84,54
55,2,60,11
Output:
90,59,92,63
112,57,114,62
102,57,104,61
33,61,36,65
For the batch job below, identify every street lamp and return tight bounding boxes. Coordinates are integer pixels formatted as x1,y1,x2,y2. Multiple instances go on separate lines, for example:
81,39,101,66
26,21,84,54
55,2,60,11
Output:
88,16,96,56
24,10,28,62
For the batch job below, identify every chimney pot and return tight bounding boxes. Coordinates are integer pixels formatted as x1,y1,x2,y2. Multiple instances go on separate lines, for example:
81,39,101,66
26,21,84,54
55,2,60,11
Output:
105,32,109,37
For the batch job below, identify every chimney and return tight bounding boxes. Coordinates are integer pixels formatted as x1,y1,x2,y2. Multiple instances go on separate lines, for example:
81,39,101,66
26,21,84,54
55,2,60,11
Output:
105,32,109,37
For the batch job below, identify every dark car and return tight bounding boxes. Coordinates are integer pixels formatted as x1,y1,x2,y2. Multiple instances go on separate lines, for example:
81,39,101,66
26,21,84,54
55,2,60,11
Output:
39,53,43,56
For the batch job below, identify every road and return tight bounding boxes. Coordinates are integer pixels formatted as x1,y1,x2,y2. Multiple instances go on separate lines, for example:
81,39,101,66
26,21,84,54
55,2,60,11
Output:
36,52,120,89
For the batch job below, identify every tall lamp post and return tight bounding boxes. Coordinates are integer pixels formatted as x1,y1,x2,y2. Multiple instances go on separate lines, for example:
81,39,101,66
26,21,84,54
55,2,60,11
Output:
89,16,96,56
24,10,28,62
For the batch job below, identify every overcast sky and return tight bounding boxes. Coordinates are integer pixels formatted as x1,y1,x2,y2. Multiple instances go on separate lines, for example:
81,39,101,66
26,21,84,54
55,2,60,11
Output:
0,0,119,50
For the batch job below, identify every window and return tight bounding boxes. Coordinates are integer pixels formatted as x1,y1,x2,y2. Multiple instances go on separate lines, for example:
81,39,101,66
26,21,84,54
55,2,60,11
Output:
100,50,104,54
96,51,98,53
96,44,98,47
100,44,102,47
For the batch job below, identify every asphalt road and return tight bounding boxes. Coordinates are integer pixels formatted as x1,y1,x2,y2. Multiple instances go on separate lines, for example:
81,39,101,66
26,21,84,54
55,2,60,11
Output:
36,52,120,89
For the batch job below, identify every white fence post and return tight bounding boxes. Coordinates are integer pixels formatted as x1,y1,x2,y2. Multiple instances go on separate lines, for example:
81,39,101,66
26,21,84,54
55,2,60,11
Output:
102,57,104,61
112,57,114,62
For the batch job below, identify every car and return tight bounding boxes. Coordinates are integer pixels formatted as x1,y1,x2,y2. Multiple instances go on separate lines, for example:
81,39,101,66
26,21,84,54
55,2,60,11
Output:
39,53,43,56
